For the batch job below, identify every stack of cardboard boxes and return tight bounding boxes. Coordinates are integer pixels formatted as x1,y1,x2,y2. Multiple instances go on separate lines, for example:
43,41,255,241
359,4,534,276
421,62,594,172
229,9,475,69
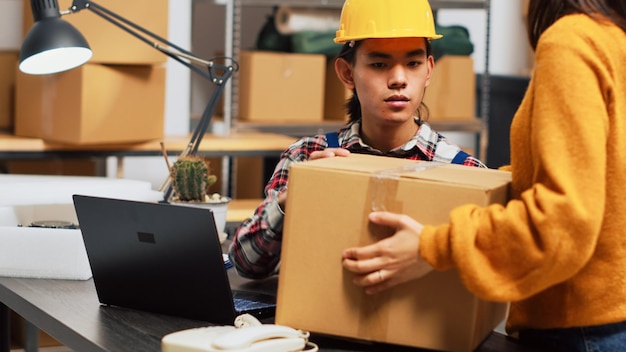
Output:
233,46,476,198
423,55,476,121
323,55,477,123
237,50,476,124
237,50,327,123
15,0,169,145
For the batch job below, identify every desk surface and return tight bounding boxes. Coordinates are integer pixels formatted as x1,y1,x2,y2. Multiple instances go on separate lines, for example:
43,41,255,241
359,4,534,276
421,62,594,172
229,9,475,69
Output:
0,132,297,158
0,273,532,352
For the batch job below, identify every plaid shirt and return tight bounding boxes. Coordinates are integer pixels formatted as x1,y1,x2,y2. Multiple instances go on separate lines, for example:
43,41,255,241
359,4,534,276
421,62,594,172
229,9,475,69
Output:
229,119,486,279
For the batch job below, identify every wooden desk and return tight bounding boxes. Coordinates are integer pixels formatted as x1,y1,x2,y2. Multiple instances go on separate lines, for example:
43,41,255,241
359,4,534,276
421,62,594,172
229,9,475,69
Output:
0,267,533,352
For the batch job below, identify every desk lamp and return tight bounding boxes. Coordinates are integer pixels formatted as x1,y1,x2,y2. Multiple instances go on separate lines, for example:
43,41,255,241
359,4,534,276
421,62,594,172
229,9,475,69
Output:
20,0,238,202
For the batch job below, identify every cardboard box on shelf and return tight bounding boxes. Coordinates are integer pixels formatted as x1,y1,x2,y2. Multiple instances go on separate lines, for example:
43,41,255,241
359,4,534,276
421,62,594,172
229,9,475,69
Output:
15,63,165,144
323,58,350,122
237,51,326,123
203,156,265,199
423,55,476,121
0,52,18,130
277,154,511,352
234,157,265,199
22,0,169,65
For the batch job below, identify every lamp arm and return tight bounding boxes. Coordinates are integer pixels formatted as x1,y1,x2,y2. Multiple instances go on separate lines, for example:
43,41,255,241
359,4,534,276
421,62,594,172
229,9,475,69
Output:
161,69,232,202
67,0,217,82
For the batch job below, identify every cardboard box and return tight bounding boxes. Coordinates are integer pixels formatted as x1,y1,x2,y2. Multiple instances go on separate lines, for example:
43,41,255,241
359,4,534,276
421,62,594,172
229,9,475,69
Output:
423,55,476,121
205,156,265,199
234,157,265,199
277,154,511,352
15,63,165,144
22,0,169,64
0,52,18,129
323,58,350,122
237,51,325,122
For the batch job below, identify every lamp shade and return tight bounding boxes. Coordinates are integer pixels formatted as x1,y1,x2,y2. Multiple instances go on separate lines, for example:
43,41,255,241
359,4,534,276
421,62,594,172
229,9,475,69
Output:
19,18,93,75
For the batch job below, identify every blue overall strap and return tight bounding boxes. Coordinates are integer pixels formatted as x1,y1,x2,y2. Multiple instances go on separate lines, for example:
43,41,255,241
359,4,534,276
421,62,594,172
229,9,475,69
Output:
325,131,340,148
451,150,471,164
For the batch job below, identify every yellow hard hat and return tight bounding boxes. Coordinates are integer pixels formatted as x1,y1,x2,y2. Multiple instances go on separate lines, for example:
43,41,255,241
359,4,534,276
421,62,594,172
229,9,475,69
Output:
334,0,443,43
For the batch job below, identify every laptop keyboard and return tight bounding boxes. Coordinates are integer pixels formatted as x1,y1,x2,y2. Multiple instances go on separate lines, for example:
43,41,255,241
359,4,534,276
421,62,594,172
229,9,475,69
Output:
232,290,276,313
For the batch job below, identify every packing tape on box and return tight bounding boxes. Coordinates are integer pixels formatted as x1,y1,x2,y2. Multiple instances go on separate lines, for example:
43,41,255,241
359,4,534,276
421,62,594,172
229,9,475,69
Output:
357,288,393,341
274,6,341,35
370,162,444,212
355,162,444,340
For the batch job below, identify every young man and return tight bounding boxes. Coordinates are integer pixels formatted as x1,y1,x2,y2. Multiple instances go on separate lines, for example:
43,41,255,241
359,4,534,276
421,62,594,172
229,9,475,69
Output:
229,0,485,279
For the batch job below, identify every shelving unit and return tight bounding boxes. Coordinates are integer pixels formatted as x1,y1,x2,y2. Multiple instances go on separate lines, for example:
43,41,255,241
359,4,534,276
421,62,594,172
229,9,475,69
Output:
216,0,491,160
211,0,491,196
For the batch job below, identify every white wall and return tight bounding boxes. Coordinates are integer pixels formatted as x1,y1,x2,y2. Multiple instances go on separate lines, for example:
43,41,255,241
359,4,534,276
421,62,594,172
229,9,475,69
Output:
164,0,193,136
107,0,192,189
0,0,23,51
438,0,530,76
434,0,529,150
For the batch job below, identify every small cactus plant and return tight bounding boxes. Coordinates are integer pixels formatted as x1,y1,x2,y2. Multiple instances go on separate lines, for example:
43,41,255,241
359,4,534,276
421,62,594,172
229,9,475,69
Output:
170,155,217,202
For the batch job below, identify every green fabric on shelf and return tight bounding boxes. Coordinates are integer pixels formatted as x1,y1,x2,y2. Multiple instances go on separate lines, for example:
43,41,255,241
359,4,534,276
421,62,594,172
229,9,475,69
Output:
291,31,342,57
432,24,474,61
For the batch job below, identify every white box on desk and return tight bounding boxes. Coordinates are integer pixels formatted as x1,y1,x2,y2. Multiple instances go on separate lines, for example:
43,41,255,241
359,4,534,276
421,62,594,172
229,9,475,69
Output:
0,175,164,280
0,204,91,280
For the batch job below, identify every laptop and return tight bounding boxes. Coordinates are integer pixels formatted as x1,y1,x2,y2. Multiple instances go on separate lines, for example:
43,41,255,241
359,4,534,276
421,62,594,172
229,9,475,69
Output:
72,194,276,325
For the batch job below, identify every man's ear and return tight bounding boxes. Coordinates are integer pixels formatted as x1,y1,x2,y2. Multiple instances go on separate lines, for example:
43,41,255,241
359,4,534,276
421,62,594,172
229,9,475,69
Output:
334,58,355,90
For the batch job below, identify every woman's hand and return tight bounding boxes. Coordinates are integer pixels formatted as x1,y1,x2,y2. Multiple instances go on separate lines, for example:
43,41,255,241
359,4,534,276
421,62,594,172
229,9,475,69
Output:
342,211,433,294
310,148,350,160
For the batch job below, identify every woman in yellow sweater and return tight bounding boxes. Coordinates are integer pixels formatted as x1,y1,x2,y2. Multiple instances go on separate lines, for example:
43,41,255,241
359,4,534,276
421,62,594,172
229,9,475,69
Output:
341,0,626,350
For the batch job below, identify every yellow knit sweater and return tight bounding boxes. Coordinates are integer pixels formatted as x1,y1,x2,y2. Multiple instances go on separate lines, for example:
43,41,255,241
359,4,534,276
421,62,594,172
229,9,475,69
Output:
420,14,626,333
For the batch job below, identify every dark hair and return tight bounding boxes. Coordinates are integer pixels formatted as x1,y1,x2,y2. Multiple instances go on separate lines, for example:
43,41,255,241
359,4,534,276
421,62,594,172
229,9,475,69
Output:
335,39,433,123
527,0,626,50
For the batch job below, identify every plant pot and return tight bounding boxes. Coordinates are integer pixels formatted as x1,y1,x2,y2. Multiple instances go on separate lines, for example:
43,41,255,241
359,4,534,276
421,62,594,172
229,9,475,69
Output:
170,197,232,243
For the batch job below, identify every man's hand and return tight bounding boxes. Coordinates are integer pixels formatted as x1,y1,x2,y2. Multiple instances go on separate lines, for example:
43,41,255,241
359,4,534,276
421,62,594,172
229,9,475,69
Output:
310,148,350,160
278,149,349,211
